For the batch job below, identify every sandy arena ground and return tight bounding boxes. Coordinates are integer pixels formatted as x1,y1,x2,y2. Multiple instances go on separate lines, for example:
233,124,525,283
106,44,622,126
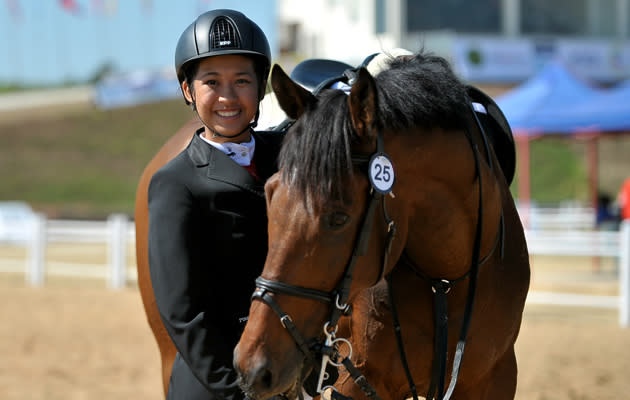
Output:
0,245,629,400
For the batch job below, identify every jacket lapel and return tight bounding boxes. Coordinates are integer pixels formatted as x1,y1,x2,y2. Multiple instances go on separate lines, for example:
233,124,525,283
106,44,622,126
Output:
187,130,265,196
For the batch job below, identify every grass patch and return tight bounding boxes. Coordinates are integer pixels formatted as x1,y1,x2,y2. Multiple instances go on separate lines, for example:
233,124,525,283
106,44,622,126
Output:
1,97,629,219
0,99,193,218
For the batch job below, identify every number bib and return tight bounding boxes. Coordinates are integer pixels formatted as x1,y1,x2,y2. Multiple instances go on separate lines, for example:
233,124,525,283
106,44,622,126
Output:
368,153,395,194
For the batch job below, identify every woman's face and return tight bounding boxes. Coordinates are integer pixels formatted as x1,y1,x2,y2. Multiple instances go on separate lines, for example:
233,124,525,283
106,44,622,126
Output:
183,55,260,142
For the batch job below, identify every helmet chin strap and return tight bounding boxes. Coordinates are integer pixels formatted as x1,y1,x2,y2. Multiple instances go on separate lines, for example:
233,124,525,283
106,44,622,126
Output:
192,103,260,140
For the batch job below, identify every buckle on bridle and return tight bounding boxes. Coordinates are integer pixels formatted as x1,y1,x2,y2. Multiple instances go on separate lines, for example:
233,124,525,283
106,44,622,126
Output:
334,294,352,315
431,279,452,294
280,314,293,329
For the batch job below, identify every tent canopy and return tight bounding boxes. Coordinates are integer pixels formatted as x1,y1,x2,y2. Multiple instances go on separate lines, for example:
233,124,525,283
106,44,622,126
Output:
496,61,630,135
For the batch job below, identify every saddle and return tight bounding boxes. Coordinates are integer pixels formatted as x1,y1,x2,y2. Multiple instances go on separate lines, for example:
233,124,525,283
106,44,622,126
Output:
466,86,516,185
284,56,517,185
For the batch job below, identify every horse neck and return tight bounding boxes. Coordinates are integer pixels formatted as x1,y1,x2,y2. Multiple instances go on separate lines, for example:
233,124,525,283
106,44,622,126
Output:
387,127,503,281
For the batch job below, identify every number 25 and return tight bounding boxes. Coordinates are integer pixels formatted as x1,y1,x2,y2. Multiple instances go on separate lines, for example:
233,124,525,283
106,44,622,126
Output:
374,164,391,182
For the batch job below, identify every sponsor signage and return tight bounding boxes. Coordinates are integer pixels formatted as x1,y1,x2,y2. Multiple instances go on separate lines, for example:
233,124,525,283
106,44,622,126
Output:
453,36,630,83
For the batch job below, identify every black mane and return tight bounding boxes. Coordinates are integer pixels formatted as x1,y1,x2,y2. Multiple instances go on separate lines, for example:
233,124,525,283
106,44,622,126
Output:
278,51,470,207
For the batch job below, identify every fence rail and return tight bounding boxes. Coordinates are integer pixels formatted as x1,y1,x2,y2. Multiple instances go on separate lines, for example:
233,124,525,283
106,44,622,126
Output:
1,212,629,326
525,230,621,257
4,213,134,289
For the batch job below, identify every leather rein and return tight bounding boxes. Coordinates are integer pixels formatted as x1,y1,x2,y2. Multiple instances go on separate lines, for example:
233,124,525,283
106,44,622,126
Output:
251,96,503,400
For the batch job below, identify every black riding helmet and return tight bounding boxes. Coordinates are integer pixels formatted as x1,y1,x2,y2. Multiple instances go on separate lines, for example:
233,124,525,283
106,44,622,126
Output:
175,9,272,104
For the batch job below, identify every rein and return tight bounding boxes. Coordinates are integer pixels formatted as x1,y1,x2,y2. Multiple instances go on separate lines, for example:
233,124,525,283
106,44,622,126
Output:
251,93,503,400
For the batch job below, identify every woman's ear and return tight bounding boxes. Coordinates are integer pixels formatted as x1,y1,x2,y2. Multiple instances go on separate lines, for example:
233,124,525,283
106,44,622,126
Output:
259,79,268,101
181,81,194,104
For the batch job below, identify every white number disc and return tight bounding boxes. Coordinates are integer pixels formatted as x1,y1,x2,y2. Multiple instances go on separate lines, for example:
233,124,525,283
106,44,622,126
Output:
368,153,395,194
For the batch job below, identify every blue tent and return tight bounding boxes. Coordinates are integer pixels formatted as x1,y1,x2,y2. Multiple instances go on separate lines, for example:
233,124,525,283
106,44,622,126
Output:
495,62,630,213
555,78,630,132
495,61,622,135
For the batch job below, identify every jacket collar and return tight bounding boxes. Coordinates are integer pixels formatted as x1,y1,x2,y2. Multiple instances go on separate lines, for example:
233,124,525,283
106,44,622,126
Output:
187,128,265,195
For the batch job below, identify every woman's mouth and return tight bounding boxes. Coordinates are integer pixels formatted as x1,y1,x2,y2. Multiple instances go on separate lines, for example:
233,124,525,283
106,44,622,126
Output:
217,109,240,118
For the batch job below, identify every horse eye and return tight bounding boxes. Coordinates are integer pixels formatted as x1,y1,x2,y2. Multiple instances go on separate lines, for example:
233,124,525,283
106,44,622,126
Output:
327,212,349,229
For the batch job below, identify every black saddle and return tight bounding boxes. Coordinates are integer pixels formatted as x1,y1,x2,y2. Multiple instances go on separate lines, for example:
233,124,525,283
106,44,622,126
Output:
289,58,354,92
467,86,516,185
270,58,356,132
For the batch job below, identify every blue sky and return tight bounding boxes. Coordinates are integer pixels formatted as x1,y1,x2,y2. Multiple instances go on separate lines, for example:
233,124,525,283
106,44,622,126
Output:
0,0,277,85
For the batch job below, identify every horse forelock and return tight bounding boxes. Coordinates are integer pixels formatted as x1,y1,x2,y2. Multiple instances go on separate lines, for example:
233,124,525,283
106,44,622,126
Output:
279,89,357,209
278,51,470,209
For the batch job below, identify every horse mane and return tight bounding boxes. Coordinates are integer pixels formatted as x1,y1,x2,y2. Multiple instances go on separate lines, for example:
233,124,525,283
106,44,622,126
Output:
278,51,471,208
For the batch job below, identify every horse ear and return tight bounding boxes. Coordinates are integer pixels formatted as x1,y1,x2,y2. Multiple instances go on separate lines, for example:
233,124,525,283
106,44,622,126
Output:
348,67,377,139
271,64,316,120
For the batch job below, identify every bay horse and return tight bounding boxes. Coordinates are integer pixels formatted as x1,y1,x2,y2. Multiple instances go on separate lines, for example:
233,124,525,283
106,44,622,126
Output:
234,53,530,400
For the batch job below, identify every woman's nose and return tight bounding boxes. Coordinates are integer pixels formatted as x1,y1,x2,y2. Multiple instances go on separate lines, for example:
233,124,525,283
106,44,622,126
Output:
218,84,238,101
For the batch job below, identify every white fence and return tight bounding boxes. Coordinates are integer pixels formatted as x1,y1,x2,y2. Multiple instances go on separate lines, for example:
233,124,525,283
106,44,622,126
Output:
521,204,597,231
0,213,134,289
525,222,630,327
1,211,629,326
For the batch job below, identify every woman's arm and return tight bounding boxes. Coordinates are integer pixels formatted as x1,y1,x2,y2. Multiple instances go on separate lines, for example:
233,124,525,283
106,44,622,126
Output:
148,167,243,397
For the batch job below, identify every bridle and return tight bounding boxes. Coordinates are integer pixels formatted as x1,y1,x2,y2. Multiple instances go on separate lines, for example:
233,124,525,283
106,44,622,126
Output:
253,122,396,396
251,86,504,400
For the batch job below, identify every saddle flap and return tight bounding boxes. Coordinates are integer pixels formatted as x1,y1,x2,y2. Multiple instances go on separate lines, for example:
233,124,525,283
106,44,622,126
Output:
289,58,354,92
467,85,516,185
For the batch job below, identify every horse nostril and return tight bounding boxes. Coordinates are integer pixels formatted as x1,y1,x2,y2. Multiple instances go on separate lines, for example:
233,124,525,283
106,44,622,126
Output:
258,367,273,389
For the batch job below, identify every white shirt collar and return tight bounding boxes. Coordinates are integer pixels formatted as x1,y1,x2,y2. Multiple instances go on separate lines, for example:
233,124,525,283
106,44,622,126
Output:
199,133,256,166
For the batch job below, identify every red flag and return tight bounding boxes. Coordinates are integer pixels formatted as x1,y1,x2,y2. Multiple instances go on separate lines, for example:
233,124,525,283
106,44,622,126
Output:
59,0,81,15
5,0,23,21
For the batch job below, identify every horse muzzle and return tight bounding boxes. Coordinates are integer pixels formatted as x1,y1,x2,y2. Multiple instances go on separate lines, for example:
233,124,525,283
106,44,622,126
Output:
234,335,306,400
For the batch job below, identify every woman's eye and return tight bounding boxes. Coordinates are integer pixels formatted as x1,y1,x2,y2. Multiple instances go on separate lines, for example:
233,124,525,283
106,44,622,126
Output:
327,212,349,229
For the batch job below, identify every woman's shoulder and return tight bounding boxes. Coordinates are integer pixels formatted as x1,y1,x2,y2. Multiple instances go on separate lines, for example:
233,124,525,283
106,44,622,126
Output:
254,129,285,149
255,128,285,139
148,150,194,191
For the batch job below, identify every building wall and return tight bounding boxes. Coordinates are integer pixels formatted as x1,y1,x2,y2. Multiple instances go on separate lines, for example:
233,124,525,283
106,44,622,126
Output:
276,0,630,85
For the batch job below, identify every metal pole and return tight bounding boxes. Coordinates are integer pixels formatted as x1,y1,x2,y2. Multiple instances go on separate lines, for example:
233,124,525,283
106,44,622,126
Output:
619,220,630,327
502,0,520,37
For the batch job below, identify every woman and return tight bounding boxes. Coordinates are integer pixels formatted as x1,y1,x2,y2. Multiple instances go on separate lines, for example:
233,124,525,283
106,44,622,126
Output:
148,9,283,399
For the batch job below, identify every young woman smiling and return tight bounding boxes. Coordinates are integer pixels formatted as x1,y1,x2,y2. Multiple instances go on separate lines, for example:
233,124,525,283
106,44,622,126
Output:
147,9,283,400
